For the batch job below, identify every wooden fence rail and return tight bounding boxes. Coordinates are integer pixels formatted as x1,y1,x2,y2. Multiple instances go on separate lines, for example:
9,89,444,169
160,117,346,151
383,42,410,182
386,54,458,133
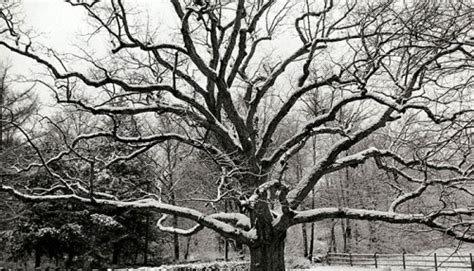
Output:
327,252,474,270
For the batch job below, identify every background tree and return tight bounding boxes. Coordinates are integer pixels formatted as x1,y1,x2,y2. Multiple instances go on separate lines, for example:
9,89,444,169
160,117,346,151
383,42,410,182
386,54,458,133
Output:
1,1,473,270
0,60,37,264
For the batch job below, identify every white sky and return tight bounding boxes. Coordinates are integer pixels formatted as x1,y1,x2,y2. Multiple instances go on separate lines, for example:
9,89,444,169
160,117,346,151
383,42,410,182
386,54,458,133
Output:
2,0,180,70
1,0,185,108
1,0,304,106
2,0,303,71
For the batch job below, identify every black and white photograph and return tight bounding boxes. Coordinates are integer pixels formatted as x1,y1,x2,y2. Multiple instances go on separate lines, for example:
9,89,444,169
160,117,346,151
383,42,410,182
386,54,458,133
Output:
0,0,473,270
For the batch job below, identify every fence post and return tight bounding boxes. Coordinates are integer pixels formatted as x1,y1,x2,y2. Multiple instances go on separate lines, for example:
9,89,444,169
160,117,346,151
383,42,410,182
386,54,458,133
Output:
374,252,378,269
327,253,331,265
470,253,473,271
434,253,438,271
402,252,406,269
349,253,353,267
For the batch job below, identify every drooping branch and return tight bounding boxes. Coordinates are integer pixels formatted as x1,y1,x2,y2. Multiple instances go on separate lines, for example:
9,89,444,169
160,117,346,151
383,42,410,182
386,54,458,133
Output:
0,185,256,244
157,211,252,237
157,214,204,236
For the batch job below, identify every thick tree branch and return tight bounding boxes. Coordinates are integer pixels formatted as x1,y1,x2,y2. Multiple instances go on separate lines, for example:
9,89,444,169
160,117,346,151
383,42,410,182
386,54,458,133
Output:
291,207,474,242
0,185,256,244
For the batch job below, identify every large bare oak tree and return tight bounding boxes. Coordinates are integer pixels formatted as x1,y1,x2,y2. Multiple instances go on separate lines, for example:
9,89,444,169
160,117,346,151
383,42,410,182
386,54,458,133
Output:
1,0,473,270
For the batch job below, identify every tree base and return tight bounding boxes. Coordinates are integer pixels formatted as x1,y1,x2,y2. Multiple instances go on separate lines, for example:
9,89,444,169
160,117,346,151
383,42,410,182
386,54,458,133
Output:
249,235,286,271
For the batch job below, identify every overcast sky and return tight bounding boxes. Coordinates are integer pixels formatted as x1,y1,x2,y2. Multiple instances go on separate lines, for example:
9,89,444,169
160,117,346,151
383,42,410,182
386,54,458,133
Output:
1,0,305,111
2,0,179,69
1,0,185,107
3,0,302,70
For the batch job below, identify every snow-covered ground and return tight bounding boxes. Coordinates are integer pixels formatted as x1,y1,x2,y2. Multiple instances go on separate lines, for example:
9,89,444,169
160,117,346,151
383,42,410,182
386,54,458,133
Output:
296,268,461,271
117,244,474,271
114,265,468,271
122,268,427,271
293,267,379,271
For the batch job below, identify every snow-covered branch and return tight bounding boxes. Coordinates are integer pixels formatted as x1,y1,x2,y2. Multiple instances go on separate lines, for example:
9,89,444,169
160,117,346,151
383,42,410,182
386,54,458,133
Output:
0,185,256,244
292,207,474,242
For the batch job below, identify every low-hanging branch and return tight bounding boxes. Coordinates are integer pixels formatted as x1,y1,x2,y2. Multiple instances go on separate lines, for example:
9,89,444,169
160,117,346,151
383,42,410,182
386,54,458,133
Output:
0,184,256,244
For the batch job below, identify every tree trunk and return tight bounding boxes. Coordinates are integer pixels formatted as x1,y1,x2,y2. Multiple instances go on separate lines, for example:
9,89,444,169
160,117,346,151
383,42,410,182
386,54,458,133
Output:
249,233,286,271
184,236,192,260
34,250,41,268
169,192,180,261
172,214,180,261
342,218,352,252
224,239,229,261
308,189,315,260
144,181,150,265
112,243,119,265
329,220,337,253
144,213,149,265
302,223,308,258
341,219,348,252
224,200,229,261
232,199,246,260
246,173,288,271
0,75,4,153
65,254,73,269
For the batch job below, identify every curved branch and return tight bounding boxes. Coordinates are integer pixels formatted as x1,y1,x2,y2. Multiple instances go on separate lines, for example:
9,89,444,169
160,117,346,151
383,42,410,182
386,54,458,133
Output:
158,212,252,237
157,214,204,236
0,185,255,244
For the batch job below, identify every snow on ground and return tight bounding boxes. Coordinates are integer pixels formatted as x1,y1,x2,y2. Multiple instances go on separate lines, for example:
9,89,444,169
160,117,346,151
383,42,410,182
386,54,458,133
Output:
295,267,379,271
116,266,428,271
113,265,466,271
303,265,468,271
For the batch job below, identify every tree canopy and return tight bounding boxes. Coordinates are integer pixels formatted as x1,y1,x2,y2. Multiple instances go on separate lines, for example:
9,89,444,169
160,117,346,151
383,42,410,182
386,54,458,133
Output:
0,0,473,270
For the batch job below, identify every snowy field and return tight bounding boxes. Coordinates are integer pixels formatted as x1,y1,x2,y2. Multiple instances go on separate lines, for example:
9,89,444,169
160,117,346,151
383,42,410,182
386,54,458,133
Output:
119,245,474,271
124,263,470,271
283,268,462,271
117,266,453,271
298,267,384,271
116,268,438,271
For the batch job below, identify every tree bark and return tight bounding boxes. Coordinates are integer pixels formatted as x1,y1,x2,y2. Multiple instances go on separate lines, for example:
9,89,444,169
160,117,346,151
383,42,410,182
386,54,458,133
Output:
248,196,287,271
302,223,308,258
249,233,286,271
172,214,180,261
